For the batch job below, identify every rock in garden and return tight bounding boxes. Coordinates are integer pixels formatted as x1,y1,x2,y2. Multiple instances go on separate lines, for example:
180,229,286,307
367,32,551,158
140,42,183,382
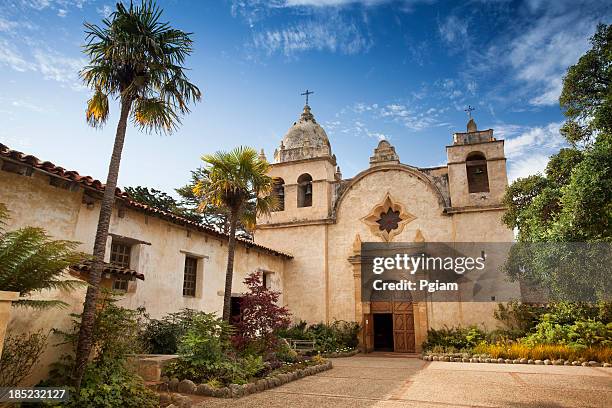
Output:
572,361,580,366
603,363,611,368
588,361,600,367
256,379,268,391
168,378,180,392
159,393,171,405
544,359,551,365
535,360,544,365
462,358,470,362
177,379,196,394
581,362,588,367
195,384,214,396
228,384,242,398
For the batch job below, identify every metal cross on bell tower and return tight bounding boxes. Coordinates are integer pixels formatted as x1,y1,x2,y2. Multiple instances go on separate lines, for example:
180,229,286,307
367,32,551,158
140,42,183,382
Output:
301,89,314,106
464,105,475,118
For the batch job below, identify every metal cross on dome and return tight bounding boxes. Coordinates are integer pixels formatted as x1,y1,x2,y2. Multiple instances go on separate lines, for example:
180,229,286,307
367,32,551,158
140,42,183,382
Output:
301,89,314,106
465,105,475,118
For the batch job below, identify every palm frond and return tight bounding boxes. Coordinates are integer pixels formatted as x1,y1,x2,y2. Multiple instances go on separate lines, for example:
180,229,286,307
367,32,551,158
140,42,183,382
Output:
13,299,69,309
85,88,109,127
133,97,180,134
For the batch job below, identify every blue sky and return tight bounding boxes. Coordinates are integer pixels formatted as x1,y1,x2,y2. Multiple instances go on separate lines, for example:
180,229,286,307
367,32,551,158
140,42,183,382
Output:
1,0,610,196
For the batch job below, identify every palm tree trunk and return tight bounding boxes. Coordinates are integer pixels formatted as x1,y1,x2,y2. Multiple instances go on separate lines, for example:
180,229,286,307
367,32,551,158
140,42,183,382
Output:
222,208,239,322
73,96,132,390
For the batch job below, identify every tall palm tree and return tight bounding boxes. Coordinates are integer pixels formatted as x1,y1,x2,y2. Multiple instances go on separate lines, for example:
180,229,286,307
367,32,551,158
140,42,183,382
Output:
193,147,277,322
74,0,201,389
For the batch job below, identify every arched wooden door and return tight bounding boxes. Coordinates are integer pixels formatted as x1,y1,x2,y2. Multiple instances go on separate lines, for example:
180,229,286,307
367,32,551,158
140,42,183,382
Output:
364,301,415,353
392,301,415,353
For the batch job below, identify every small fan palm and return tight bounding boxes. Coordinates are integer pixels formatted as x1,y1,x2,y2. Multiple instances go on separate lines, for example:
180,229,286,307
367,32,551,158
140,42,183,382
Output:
193,146,278,321
74,0,201,390
0,204,85,309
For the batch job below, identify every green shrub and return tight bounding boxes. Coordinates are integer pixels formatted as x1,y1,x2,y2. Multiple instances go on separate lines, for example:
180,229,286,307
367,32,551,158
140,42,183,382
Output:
275,339,298,363
0,330,48,387
422,326,485,352
65,359,158,408
525,318,612,347
279,320,360,353
176,313,233,368
43,295,157,407
163,313,264,385
277,320,309,340
494,301,547,335
141,309,200,354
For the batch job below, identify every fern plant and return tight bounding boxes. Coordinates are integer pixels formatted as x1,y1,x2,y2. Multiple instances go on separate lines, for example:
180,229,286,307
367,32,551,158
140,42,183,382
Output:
0,203,86,308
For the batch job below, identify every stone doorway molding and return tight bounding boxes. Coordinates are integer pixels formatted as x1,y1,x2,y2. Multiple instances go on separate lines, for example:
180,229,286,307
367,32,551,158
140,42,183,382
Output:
360,192,416,242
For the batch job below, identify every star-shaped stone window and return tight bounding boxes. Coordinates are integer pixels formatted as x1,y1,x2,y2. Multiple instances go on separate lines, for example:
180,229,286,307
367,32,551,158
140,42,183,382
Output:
376,208,402,233
361,193,416,242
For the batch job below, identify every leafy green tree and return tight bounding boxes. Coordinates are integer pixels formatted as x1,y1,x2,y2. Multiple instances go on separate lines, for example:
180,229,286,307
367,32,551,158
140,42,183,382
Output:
0,204,85,309
559,24,612,145
74,0,201,390
192,147,277,321
502,24,612,301
124,185,203,223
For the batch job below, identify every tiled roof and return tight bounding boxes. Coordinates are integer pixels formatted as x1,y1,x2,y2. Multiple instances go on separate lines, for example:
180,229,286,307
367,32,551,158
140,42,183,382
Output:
0,142,292,259
71,260,145,280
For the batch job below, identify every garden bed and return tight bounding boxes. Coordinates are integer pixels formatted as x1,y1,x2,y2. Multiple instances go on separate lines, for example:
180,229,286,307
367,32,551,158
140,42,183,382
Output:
421,353,612,367
155,360,332,399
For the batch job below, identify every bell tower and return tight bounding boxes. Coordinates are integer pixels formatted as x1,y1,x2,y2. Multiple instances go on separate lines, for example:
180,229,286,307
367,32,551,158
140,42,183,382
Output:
258,102,339,225
446,117,508,208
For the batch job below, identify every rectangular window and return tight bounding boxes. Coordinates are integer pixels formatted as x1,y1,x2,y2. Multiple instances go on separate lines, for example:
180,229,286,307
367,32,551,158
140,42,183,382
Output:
110,242,131,291
183,256,198,297
262,272,268,289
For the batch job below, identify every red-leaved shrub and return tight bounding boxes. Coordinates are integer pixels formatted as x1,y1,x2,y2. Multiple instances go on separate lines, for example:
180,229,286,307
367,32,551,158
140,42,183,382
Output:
232,271,291,354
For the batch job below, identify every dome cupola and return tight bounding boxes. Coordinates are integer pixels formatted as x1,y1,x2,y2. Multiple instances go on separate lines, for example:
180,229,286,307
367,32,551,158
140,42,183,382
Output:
274,104,333,163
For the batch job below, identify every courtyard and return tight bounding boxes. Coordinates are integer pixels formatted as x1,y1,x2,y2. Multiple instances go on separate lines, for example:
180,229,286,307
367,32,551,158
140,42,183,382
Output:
193,355,612,408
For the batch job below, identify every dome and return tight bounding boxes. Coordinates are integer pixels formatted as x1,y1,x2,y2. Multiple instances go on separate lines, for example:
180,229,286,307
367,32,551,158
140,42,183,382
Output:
275,105,333,163
282,105,330,150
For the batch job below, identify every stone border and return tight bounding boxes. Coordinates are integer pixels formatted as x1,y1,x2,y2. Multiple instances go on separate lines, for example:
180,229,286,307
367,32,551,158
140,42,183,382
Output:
156,360,333,399
321,349,359,358
421,354,611,368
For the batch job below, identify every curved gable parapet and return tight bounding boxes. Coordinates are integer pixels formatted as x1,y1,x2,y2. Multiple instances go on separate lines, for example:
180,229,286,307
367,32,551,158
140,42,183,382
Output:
331,164,451,219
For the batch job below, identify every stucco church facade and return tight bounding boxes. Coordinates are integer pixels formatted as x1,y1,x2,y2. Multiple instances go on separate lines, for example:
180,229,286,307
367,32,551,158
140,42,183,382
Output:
255,103,517,352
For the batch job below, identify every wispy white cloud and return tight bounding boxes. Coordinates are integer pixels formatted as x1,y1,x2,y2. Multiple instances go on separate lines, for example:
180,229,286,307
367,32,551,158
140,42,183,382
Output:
250,15,372,57
0,40,36,72
0,17,19,32
0,40,85,90
500,121,566,181
438,15,469,48
96,4,113,18
11,99,48,113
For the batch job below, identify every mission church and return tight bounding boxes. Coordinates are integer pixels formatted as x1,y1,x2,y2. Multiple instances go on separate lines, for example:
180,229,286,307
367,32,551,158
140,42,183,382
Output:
255,101,517,353
0,98,517,374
